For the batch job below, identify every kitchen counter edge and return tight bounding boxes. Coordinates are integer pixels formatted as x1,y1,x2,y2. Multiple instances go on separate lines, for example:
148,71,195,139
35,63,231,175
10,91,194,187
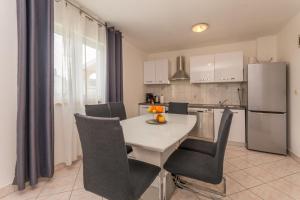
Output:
138,103,246,110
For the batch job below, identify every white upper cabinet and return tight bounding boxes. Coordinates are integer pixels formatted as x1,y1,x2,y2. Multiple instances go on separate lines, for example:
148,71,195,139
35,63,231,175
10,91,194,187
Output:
144,61,156,84
144,59,169,84
155,59,169,84
190,55,215,83
214,51,244,82
190,51,245,83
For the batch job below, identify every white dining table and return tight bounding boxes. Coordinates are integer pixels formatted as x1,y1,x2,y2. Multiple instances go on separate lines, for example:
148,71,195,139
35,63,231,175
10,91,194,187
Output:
121,113,197,200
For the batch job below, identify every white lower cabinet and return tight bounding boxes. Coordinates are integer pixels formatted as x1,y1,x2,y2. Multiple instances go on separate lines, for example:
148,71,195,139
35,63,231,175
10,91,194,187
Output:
214,109,245,143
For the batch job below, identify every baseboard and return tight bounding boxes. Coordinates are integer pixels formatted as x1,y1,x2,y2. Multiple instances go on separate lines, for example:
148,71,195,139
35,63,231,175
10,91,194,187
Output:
289,150,300,163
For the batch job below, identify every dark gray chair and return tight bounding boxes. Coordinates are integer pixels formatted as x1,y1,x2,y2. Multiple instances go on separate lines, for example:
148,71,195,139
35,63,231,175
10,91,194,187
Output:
108,102,132,153
179,109,232,156
109,102,127,120
85,103,133,154
85,104,111,118
74,114,160,200
163,109,233,197
179,139,217,156
168,102,188,114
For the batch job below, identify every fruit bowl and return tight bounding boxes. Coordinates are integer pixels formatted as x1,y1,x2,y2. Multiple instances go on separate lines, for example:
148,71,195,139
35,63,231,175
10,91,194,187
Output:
147,105,164,114
146,106,167,124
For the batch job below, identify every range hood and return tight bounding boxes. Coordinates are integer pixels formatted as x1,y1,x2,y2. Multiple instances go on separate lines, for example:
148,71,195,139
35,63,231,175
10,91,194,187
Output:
171,56,190,81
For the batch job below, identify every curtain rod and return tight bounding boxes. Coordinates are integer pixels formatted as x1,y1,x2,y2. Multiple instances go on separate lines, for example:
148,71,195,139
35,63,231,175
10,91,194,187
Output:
55,0,107,27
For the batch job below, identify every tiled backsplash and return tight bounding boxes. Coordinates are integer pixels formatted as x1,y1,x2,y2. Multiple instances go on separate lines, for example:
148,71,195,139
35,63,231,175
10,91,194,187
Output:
145,81,247,106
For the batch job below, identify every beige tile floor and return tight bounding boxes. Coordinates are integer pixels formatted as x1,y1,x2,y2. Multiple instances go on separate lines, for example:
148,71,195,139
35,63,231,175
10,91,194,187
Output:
1,145,300,200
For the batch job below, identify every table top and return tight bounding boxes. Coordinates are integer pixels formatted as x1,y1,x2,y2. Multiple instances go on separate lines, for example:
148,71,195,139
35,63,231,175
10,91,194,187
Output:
120,113,197,152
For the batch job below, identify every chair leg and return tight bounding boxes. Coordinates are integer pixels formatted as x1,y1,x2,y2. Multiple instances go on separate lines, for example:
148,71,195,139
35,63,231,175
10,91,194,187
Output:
173,176,226,199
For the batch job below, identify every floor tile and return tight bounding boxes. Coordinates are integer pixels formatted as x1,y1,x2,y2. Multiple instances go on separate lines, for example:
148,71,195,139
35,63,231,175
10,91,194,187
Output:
250,184,293,200
225,150,247,160
226,158,254,170
227,171,263,189
39,176,76,197
73,174,84,190
229,190,261,200
224,162,240,174
268,179,300,199
37,192,71,200
1,183,45,200
53,163,80,179
243,166,278,183
170,189,199,200
259,158,300,178
223,175,245,195
70,189,103,200
283,172,300,187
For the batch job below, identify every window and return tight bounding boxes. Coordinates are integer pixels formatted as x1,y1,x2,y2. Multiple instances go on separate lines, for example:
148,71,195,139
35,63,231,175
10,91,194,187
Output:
54,33,64,103
54,33,105,104
82,41,97,104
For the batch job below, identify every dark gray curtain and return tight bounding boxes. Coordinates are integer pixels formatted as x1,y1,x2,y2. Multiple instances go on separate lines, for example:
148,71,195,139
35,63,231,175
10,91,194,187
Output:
106,27,123,102
15,0,54,190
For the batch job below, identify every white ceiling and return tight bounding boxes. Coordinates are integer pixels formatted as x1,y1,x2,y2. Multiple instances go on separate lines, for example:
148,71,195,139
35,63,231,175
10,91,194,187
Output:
76,0,300,53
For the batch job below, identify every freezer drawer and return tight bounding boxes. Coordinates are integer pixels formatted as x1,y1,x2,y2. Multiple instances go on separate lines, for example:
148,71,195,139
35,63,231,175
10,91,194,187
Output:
247,111,287,155
248,63,286,112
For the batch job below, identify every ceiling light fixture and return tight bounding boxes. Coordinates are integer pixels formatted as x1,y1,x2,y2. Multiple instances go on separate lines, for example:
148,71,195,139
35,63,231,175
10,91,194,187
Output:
192,23,209,33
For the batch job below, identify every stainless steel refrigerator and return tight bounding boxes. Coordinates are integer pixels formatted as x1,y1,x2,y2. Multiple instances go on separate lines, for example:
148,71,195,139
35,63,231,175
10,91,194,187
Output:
247,62,287,155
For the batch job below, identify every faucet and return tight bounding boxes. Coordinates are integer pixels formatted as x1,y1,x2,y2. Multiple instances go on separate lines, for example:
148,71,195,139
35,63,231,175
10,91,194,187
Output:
218,99,229,106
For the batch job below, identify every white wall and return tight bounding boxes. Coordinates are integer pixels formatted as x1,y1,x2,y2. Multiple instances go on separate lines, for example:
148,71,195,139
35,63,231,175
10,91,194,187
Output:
256,35,278,62
277,12,300,157
0,1,17,188
123,39,146,117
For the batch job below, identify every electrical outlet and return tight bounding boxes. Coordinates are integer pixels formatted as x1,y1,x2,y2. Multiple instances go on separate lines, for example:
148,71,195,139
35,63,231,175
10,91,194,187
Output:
298,35,300,48
295,89,299,96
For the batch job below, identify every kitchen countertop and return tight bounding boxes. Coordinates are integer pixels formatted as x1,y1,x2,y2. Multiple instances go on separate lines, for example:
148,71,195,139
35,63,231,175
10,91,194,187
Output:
139,102,246,110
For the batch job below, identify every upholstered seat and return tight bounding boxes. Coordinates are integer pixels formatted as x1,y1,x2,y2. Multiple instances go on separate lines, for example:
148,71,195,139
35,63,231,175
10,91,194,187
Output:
164,149,221,184
128,159,160,199
179,139,216,156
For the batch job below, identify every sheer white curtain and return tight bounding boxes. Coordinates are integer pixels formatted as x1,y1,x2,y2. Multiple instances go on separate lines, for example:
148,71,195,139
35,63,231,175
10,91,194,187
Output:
54,1,107,165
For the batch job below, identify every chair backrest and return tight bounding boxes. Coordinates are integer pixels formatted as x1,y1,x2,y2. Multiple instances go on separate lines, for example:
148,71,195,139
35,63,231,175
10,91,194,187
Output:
85,104,111,118
214,109,233,182
168,102,188,114
74,114,133,200
109,102,127,120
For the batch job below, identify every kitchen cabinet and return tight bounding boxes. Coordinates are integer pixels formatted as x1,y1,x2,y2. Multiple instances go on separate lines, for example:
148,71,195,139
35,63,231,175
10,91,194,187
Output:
139,105,167,115
214,51,244,82
144,59,169,84
144,61,156,84
190,55,215,83
214,109,245,143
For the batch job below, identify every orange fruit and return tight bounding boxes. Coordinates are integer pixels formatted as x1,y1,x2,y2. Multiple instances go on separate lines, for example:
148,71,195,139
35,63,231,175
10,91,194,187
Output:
156,106,163,113
158,115,166,123
156,114,161,121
